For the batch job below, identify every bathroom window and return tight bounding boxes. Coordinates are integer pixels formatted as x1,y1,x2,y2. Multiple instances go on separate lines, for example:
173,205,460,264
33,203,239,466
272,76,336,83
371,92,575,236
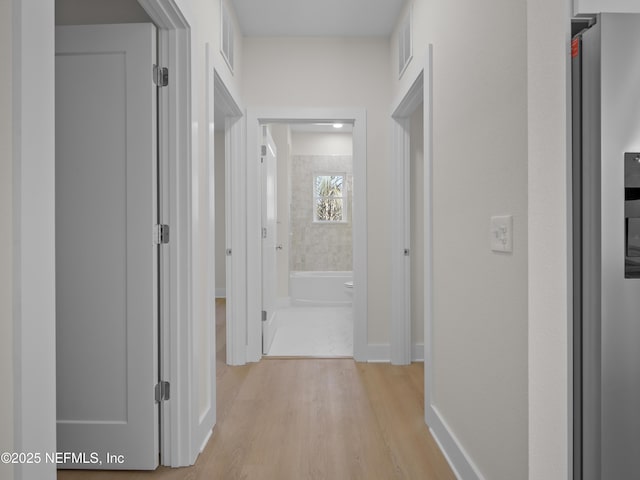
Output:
313,174,346,222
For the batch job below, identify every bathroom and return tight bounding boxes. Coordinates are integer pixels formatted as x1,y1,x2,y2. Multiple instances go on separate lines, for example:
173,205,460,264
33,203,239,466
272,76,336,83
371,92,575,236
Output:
269,122,354,357
216,121,355,357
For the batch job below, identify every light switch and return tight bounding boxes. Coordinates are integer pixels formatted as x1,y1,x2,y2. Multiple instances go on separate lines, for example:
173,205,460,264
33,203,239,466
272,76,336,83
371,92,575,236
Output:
490,215,513,253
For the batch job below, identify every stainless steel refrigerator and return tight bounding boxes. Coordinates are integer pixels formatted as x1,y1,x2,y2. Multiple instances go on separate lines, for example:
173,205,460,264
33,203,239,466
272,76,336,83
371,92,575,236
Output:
572,13,640,480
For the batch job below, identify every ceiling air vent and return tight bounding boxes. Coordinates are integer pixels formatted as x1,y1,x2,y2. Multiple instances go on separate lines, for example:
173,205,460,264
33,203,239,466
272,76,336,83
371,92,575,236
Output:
221,0,234,73
398,6,412,78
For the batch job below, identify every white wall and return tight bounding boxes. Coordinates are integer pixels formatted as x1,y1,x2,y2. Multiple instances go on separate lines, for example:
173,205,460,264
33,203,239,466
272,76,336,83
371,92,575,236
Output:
173,0,244,460
242,37,391,344
575,0,640,14
214,130,226,296
55,0,151,24
291,131,353,156
1,1,14,479
410,103,424,358
179,0,242,351
204,0,244,106
182,0,242,337
12,1,58,478
391,1,529,479
527,0,572,477
390,0,430,108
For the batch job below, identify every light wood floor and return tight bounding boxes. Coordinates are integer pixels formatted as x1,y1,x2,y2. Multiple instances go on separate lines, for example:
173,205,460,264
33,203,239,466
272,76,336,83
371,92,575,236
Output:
58,300,455,480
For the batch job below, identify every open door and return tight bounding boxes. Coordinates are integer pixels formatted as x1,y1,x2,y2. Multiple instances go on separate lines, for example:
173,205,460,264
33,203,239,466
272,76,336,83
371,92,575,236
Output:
261,127,278,354
55,23,160,470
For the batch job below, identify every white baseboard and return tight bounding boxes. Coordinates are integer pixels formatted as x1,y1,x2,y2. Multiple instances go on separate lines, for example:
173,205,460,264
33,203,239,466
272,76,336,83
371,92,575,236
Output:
412,342,424,362
215,288,226,298
199,428,213,453
367,343,425,363
367,343,424,363
367,344,390,362
427,404,484,480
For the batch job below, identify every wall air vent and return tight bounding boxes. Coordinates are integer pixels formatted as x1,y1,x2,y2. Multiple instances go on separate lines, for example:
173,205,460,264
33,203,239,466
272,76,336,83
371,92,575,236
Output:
398,5,413,78
221,0,235,73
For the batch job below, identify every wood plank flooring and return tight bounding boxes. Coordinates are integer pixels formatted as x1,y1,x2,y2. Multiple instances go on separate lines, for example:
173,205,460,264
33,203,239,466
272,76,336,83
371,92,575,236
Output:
58,300,455,480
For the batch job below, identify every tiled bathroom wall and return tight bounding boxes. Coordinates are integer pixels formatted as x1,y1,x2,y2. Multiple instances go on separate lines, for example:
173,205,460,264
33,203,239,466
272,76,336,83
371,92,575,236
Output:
290,155,353,271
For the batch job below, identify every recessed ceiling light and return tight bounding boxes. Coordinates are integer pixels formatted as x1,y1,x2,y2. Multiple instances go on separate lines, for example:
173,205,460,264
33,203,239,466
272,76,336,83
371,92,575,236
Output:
333,123,344,129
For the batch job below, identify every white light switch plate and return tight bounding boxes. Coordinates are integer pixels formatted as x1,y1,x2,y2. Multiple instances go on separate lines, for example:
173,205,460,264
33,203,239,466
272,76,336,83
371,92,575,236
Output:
490,215,513,253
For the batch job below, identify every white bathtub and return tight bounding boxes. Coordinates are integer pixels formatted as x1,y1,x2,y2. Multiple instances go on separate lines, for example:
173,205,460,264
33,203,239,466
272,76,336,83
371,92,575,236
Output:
289,271,353,307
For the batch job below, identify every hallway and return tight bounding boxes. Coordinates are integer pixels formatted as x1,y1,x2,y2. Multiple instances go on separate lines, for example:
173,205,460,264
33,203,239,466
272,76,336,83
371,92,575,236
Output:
57,299,454,479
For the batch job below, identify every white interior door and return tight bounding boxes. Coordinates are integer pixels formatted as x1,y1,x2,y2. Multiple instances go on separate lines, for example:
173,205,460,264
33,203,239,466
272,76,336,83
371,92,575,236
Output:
55,23,159,470
262,127,278,354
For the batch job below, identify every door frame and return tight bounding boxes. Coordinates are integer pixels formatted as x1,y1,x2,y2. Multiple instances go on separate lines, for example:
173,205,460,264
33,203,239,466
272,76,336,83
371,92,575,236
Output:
15,0,206,472
211,68,245,366
389,46,435,413
260,126,278,355
390,71,423,365
242,108,368,363
138,0,195,466
12,3,58,478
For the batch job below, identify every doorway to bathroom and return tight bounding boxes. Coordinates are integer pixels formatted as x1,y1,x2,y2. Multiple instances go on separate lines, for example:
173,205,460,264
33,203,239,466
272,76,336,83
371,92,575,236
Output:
241,108,368,363
261,122,355,357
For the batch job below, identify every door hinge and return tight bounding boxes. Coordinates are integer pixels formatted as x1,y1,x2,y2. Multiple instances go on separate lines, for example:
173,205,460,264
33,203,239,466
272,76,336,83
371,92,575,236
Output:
153,65,169,87
155,381,170,403
261,145,267,156
262,310,267,322
155,224,170,244
262,227,267,239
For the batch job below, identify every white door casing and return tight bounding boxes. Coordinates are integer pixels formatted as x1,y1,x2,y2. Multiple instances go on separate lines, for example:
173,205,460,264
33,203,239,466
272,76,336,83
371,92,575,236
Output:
390,114,413,365
211,69,245,367
55,23,159,470
145,4,222,466
244,109,368,363
192,42,218,460
261,127,278,354
17,0,201,473
224,113,247,366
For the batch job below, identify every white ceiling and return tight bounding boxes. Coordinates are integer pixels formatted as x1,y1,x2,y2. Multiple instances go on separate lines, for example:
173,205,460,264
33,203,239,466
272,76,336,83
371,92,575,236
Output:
229,0,407,37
